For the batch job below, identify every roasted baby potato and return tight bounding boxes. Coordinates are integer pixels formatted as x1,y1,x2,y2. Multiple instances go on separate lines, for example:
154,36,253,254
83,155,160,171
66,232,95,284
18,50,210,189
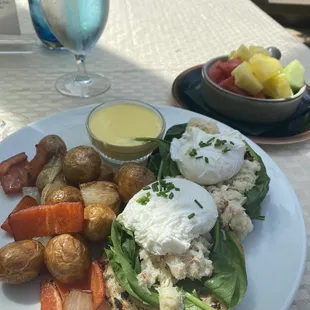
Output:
98,163,114,182
0,240,44,284
83,204,116,241
63,146,101,185
44,234,91,284
114,163,156,202
38,135,67,159
36,155,63,191
46,186,83,205
80,181,121,214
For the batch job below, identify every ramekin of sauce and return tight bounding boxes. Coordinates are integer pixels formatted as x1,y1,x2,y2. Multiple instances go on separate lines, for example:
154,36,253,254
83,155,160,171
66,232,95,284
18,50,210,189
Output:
86,99,166,163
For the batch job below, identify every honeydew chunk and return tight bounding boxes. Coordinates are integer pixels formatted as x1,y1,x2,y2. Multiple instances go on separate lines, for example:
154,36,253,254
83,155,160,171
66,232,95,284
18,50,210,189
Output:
249,53,283,83
283,59,305,93
263,73,293,99
231,62,263,95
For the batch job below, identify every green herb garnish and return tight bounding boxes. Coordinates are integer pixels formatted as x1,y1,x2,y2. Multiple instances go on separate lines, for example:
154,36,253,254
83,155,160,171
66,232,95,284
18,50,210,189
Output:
206,137,215,146
230,141,235,145
143,186,151,190
175,187,180,191
169,192,174,199
188,213,196,219
157,192,168,198
199,141,208,148
136,192,151,205
205,157,209,163
189,149,197,157
222,147,231,153
196,156,203,159
152,182,159,192
194,199,203,209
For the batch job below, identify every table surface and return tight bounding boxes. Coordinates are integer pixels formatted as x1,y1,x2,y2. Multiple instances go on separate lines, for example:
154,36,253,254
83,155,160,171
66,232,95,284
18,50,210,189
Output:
1,0,310,309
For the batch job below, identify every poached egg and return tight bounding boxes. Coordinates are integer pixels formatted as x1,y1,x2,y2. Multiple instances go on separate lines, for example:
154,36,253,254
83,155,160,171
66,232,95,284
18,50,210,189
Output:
117,178,218,255
170,126,246,185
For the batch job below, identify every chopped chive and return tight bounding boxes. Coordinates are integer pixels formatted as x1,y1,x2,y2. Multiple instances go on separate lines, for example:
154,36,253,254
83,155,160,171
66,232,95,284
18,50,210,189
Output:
175,187,180,191
222,147,231,153
152,182,159,192
169,192,174,199
194,199,203,209
214,139,222,148
157,192,168,198
143,186,151,190
204,157,209,163
199,141,207,148
230,141,234,145
206,137,215,146
196,156,203,159
188,213,196,219
189,149,197,157
136,194,150,205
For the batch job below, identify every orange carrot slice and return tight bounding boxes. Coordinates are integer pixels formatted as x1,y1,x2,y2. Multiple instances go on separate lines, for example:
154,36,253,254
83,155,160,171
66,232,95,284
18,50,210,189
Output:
8,202,84,241
1,196,38,235
90,261,105,309
41,279,63,310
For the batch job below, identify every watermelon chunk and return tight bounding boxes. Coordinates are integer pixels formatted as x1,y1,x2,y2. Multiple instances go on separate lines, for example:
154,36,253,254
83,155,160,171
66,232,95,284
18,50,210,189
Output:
208,60,226,84
218,76,235,91
217,58,242,77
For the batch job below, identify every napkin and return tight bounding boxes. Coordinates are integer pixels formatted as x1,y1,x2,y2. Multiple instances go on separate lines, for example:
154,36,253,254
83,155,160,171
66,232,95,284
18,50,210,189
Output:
179,67,310,137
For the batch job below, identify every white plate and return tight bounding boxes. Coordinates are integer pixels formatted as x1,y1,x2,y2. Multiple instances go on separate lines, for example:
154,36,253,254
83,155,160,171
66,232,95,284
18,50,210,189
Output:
0,105,306,310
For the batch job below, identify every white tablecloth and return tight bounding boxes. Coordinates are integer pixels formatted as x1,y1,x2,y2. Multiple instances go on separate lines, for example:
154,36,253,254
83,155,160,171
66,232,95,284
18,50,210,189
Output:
1,0,310,309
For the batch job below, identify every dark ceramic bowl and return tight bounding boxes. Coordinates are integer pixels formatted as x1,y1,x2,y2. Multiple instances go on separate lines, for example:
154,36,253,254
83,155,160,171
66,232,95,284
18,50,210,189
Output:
201,56,306,124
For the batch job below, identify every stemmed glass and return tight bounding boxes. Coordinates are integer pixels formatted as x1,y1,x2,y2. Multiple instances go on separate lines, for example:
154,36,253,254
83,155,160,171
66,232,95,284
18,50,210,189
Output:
40,0,110,98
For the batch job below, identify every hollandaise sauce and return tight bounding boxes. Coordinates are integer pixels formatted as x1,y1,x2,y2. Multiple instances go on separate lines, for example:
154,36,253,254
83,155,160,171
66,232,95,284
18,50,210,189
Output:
89,103,163,146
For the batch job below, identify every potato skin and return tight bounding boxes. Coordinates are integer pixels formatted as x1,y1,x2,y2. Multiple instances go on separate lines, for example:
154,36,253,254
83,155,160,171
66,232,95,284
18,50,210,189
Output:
80,181,121,214
46,186,83,205
0,240,44,284
83,204,116,241
38,135,67,159
114,163,156,202
98,164,114,182
44,234,91,284
63,146,101,185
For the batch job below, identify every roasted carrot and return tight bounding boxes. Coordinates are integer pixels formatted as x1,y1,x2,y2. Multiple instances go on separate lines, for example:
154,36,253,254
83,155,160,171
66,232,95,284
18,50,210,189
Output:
1,196,38,235
55,277,89,302
40,279,63,310
90,261,105,309
8,202,84,241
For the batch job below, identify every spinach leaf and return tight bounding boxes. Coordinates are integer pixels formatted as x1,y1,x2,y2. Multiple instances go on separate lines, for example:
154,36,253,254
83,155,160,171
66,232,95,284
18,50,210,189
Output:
203,220,247,308
136,137,180,179
164,123,187,142
183,293,215,310
107,221,160,306
243,141,270,220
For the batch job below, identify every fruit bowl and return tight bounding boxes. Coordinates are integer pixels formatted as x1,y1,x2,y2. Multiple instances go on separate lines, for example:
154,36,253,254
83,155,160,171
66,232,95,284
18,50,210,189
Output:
201,55,306,124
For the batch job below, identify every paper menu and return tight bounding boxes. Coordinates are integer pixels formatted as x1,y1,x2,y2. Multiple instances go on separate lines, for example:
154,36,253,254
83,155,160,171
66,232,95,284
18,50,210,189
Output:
0,0,21,35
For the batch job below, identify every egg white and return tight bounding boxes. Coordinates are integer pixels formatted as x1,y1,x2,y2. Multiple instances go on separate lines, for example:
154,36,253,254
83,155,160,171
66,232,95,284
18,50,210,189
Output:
117,178,218,255
170,126,246,185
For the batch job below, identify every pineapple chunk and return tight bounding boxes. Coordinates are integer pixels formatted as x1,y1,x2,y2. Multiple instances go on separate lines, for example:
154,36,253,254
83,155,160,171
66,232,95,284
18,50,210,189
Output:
249,45,271,57
249,53,283,83
233,44,252,61
263,73,293,99
228,50,236,59
231,62,263,95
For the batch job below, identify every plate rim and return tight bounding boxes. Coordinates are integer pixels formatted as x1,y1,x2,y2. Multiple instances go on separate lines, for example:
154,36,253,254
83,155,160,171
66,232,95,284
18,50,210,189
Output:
171,64,310,145
0,104,307,310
